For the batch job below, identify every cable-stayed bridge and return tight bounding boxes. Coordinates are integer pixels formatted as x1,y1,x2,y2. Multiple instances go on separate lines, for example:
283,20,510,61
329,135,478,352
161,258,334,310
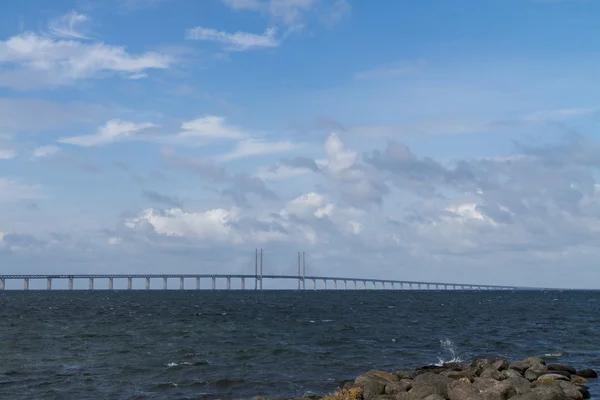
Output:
0,249,543,291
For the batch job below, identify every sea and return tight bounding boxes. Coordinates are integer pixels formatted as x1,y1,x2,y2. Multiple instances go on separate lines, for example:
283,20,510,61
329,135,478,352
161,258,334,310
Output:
1,290,599,400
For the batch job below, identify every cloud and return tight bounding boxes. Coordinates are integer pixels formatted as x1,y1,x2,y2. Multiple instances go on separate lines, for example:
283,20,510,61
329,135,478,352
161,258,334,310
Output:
0,178,43,202
186,26,279,51
221,0,350,27
354,60,426,80
47,10,90,40
217,138,302,162
59,119,156,147
0,29,172,88
0,136,15,160
166,115,248,146
31,145,61,159
142,190,183,208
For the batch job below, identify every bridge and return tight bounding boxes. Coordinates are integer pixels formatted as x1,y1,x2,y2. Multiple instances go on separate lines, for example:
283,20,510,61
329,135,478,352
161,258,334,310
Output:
0,249,541,291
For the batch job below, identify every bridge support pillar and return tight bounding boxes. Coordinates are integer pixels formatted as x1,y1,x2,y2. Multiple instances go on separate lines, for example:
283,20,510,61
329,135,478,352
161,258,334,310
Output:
68,277,73,290
241,277,245,290
0,279,4,290
146,277,150,290
89,278,94,290
196,277,200,290
344,280,347,290
391,282,395,290
382,282,386,289
353,280,357,289
444,284,447,290
227,277,231,290
108,277,114,291
24,278,29,290
372,281,376,290
47,278,52,290
312,279,316,290
163,277,168,290
363,281,367,289
333,280,337,290
128,278,132,290
400,282,403,289
180,277,185,290
323,279,327,290
212,277,216,290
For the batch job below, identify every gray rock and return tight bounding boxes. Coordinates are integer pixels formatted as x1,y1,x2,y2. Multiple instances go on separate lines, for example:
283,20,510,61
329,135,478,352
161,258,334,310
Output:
557,381,584,400
447,379,479,400
510,384,566,400
575,369,597,379
395,370,415,380
423,395,446,400
355,372,391,399
492,360,510,371
546,364,576,375
479,366,502,380
384,380,412,394
442,368,476,381
536,373,570,382
411,372,452,398
501,369,523,380
371,396,396,400
524,366,549,382
395,393,421,400
472,377,517,399
510,357,545,374
471,359,495,369
504,376,533,396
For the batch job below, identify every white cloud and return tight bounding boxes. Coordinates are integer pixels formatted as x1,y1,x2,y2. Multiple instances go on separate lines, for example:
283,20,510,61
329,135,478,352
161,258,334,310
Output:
0,31,172,88
107,237,122,245
47,10,90,40
217,138,301,162
0,149,15,160
167,115,248,146
31,145,61,159
186,26,279,51
222,0,350,27
0,178,43,201
58,119,155,147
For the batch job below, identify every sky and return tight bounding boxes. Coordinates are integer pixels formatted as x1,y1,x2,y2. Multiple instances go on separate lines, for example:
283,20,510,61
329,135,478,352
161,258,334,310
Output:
1,0,600,289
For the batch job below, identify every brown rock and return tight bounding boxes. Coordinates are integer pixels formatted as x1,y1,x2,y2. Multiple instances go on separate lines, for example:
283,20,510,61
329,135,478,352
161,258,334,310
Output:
557,381,584,400
384,380,412,395
502,369,523,380
410,372,452,399
492,360,510,371
546,364,576,375
472,377,517,399
536,373,570,382
395,393,420,400
395,371,415,380
509,384,566,400
471,359,495,369
479,366,502,380
570,375,588,384
524,366,549,382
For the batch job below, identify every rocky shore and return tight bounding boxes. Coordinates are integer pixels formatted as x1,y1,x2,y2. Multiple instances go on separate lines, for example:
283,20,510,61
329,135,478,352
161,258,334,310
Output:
253,357,597,400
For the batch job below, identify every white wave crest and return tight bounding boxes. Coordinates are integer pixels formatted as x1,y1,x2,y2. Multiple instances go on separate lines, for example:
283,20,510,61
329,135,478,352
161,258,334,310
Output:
435,338,463,366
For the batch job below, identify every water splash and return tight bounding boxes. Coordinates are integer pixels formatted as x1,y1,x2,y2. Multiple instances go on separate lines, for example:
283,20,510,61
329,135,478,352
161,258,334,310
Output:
435,339,463,366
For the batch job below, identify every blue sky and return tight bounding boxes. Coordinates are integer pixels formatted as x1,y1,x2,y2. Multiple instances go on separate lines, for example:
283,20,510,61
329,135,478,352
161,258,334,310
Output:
1,0,600,289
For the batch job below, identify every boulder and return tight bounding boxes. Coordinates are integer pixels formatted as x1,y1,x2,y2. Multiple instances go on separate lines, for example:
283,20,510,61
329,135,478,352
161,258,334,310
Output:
471,359,495,369
371,396,396,400
524,366,549,382
479,366,502,380
546,364,576,375
355,371,396,400
395,393,421,400
501,369,523,380
442,368,476,381
570,375,588,384
557,381,584,400
509,357,545,374
447,378,479,400
410,372,452,398
511,384,566,400
536,373,570,382
384,380,412,395
575,369,597,379
472,377,517,399
395,371,415,380
503,376,533,396
492,360,510,371
423,395,446,400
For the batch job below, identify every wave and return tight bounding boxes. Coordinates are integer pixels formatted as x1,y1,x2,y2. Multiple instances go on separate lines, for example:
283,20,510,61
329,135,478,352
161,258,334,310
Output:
435,338,463,366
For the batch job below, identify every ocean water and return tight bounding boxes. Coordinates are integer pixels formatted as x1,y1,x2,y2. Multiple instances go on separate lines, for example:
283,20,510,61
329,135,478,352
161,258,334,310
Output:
1,290,599,399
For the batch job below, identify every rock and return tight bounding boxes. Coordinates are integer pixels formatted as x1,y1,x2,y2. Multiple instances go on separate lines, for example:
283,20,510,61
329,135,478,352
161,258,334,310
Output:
536,373,570,382
472,377,517,399
471,359,495,369
557,381,584,400
371,396,396,400
577,385,591,399
503,376,533,396
575,369,597,379
492,360,510,371
423,395,446,400
395,371,415,380
510,357,545,374
395,393,421,400
570,375,588,384
384,380,412,394
479,366,502,380
524,366,549,382
510,384,566,400
502,369,523,380
410,372,452,399
355,371,394,400
447,378,479,400
442,368,476,381
546,364,576,375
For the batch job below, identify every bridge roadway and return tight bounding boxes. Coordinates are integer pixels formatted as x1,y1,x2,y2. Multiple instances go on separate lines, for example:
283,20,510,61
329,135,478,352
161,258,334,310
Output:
0,274,539,291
